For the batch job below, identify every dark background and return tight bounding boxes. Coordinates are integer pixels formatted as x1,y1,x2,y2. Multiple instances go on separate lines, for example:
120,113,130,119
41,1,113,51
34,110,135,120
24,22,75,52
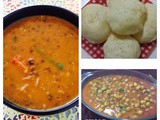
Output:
82,69,157,120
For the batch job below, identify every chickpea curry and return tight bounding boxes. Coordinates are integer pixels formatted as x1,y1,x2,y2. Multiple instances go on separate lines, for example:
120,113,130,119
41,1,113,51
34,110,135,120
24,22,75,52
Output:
4,16,78,109
83,75,157,119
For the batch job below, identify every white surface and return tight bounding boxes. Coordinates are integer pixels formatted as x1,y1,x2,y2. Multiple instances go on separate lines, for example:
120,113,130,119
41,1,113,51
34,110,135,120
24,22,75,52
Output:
81,0,157,59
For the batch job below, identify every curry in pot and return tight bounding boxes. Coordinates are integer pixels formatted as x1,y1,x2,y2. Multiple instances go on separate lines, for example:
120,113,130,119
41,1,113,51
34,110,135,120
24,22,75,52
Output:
83,75,157,119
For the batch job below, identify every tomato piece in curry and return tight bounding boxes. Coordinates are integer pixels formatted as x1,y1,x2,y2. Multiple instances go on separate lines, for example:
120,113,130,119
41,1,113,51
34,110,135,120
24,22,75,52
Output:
83,75,157,119
4,16,78,109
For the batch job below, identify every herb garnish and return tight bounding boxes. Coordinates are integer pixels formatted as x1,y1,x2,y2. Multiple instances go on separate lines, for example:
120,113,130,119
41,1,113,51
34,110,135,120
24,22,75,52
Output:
118,88,124,92
142,89,151,95
36,49,63,70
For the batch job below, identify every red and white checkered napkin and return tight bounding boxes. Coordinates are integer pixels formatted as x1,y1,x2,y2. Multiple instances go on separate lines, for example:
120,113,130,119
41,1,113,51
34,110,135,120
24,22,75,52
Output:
82,0,157,59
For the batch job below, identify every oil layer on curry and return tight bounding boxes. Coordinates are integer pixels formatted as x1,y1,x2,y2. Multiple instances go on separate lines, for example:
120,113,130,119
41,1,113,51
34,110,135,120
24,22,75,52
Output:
4,16,78,109
83,75,157,119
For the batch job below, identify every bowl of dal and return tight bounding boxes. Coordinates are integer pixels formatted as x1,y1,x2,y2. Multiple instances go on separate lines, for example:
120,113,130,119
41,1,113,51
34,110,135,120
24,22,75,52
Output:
4,5,78,115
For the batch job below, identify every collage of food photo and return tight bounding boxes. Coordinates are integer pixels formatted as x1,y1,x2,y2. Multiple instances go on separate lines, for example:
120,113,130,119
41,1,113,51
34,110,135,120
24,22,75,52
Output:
2,0,158,120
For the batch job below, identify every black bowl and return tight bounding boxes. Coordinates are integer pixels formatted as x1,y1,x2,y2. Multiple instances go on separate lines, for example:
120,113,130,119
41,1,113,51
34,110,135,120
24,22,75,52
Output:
3,5,78,115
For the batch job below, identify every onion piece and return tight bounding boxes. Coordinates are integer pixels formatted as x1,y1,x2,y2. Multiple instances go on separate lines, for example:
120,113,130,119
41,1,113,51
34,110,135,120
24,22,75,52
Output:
22,75,32,80
20,84,29,91
35,78,40,86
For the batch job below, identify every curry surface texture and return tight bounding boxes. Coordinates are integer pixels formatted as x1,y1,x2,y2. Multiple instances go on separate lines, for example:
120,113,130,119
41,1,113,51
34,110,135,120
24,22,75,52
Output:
4,16,78,109
83,75,157,119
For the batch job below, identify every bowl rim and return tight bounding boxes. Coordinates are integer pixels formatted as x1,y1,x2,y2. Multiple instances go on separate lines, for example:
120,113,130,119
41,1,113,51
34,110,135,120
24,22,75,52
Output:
3,5,78,115
4,97,78,115
81,69,157,120
4,5,78,28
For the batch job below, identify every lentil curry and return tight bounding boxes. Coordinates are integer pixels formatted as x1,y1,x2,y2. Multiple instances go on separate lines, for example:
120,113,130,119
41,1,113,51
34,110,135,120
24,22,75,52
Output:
4,16,78,109
83,75,157,119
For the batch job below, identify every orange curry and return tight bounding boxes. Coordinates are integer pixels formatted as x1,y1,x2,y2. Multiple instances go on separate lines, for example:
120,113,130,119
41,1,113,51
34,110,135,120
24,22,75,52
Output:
4,16,78,109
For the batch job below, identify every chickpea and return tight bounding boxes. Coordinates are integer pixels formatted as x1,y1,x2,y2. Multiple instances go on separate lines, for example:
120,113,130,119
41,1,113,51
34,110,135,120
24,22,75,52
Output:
129,84,133,87
146,102,151,106
122,97,126,101
102,86,107,91
142,89,146,93
98,89,102,94
145,108,149,111
118,95,123,99
136,85,141,90
132,90,135,93
125,98,130,102
111,105,115,109
132,115,137,119
150,86,155,90
132,98,136,101
116,104,120,107
140,85,144,89
141,100,146,104
114,94,118,98
150,98,154,102
113,77,117,81
107,90,111,94
124,102,129,106
104,102,109,106
89,81,93,85
126,107,131,111
147,89,151,93
96,98,100,101
144,97,149,101
150,106,154,109
148,94,152,97
137,94,140,97
124,79,128,82
138,110,143,114
98,107,103,112
134,103,140,108
141,104,146,108
131,103,135,106
134,82,138,87
117,113,122,117
151,92,155,95
93,83,96,87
